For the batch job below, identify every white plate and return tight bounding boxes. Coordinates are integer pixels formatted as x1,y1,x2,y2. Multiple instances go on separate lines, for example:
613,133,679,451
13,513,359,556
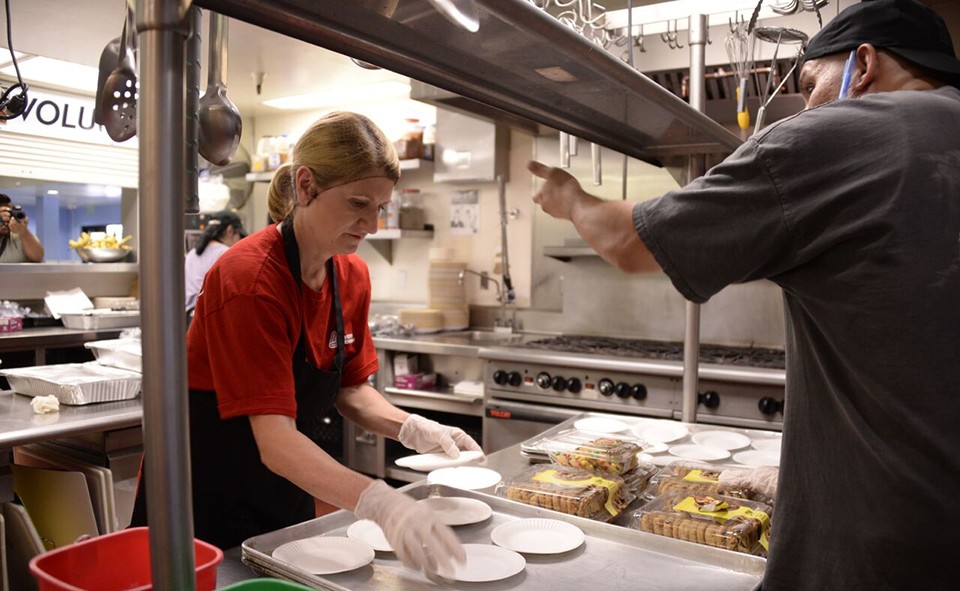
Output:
272,536,375,575
491,518,585,555
346,519,392,552
691,431,752,451
394,450,485,472
640,441,669,455
415,497,492,526
733,450,781,467
573,417,629,434
427,467,502,490
668,444,731,462
751,438,783,453
436,544,526,582
631,421,690,444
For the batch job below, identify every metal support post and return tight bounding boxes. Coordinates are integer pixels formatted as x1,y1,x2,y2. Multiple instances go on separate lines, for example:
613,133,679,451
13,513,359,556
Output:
681,14,708,424
138,0,195,589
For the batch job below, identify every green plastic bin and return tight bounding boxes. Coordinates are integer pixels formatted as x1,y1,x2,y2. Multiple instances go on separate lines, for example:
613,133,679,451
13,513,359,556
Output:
219,579,314,590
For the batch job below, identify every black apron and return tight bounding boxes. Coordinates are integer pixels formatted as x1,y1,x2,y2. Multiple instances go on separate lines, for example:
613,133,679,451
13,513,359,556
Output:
132,219,345,549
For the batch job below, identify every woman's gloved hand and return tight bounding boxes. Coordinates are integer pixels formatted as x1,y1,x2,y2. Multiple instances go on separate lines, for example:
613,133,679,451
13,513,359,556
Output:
719,465,780,500
354,479,465,573
398,413,483,458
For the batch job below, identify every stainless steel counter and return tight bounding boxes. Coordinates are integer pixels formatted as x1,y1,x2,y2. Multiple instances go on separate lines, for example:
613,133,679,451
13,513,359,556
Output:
0,390,142,449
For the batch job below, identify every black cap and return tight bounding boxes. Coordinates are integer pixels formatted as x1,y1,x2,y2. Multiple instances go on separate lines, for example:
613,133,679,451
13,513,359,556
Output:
803,0,960,86
206,210,248,238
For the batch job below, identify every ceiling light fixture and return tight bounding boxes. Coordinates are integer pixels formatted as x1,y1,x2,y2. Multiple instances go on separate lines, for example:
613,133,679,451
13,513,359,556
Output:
263,80,411,110
0,55,99,94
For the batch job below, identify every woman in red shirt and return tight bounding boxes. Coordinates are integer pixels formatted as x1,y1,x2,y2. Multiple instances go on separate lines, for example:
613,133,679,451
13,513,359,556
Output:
135,112,479,574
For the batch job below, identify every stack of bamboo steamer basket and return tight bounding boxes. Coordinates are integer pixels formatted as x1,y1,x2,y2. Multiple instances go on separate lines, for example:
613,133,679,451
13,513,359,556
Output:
428,248,469,331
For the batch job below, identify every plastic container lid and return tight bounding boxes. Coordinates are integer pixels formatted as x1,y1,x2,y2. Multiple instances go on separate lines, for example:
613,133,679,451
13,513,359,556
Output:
537,429,642,476
496,464,633,522
29,526,223,591
646,461,766,503
631,491,772,555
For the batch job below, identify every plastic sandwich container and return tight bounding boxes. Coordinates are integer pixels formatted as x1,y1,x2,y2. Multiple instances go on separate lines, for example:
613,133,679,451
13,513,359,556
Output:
29,527,223,591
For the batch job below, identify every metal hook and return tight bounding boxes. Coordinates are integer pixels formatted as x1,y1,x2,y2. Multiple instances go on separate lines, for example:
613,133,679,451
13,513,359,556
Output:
671,20,684,49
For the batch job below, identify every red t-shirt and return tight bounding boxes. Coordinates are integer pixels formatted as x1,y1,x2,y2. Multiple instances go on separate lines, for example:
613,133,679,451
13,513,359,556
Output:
187,224,379,419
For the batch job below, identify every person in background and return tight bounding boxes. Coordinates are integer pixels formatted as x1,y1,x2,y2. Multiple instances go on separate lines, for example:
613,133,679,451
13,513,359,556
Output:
0,193,44,263
528,1,960,589
267,161,296,224
133,111,479,575
184,209,247,313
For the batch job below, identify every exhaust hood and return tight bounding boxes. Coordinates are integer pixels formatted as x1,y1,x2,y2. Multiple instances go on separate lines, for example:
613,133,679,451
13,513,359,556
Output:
196,0,742,168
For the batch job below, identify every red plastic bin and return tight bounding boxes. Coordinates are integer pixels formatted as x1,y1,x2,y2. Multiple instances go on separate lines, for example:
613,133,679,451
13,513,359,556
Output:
29,527,224,591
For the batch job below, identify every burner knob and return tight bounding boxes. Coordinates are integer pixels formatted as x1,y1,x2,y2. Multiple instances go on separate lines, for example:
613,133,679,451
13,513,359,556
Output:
567,378,583,394
598,378,615,396
698,390,721,409
551,376,567,391
758,397,784,416
536,372,552,389
614,382,631,399
631,384,648,400
492,370,509,386
508,372,523,387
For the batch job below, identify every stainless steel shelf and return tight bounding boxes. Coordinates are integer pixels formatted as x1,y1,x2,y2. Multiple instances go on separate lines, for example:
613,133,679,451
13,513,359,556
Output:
383,386,484,417
365,229,434,264
195,0,741,167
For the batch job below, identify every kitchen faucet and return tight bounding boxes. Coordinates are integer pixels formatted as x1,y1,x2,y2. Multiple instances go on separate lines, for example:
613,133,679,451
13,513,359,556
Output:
458,269,514,331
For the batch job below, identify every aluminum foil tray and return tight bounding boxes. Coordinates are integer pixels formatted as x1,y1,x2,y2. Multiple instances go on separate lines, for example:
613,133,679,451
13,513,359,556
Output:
0,362,141,405
84,339,142,373
60,309,140,330
241,482,764,591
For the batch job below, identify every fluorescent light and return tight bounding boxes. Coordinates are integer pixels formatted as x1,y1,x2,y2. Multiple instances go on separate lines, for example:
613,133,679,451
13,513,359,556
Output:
46,189,59,195
0,56,99,93
263,80,411,110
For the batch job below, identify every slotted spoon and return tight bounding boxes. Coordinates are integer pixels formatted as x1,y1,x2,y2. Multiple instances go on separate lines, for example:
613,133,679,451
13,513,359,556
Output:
98,5,138,142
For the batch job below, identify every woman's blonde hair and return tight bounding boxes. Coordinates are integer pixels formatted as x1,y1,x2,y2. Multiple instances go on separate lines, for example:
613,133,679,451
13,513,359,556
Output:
268,112,400,222
267,162,295,223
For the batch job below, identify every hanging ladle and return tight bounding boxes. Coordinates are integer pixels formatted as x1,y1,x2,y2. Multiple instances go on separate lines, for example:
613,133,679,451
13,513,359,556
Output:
98,4,138,142
198,13,242,166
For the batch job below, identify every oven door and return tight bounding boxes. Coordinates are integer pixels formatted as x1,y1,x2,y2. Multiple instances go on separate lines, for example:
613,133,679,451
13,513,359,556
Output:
483,399,581,452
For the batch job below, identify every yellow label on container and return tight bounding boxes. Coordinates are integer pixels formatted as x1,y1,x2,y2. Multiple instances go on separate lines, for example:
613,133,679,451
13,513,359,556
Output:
532,469,621,516
673,496,771,551
682,469,720,483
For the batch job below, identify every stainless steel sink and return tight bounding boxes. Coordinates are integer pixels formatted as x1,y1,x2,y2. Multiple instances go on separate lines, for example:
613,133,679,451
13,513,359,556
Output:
430,330,523,344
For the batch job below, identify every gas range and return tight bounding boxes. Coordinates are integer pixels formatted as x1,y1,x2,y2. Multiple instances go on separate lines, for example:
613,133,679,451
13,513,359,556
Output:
479,335,786,431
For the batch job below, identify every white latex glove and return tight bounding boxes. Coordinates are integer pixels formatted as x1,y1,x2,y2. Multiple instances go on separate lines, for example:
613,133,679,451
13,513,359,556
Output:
398,414,483,458
354,480,465,573
719,465,779,500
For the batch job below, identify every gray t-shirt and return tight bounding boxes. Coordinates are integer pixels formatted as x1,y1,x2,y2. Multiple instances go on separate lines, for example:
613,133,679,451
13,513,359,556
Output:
0,233,27,263
635,86,960,590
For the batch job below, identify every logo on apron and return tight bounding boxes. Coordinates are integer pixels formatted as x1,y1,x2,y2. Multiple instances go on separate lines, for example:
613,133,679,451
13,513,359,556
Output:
328,331,355,348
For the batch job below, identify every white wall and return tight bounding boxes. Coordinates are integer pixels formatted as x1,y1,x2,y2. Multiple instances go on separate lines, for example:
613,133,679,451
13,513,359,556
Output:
241,102,535,309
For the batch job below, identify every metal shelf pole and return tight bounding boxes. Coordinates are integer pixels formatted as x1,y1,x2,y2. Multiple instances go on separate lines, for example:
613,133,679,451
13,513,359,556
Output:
138,0,196,589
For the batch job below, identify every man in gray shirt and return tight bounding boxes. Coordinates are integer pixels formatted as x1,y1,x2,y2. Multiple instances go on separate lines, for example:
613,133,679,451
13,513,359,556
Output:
529,1,960,589
0,193,44,263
